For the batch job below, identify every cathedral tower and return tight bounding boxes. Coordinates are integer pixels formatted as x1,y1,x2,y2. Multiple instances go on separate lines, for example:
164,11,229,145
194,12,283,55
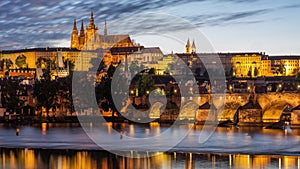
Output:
104,19,108,36
85,10,100,50
79,20,85,49
186,39,191,54
191,40,196,54
71,19,79,49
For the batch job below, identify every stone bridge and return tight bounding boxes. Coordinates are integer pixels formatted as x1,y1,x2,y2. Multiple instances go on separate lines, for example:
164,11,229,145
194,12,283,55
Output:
147,92,300,123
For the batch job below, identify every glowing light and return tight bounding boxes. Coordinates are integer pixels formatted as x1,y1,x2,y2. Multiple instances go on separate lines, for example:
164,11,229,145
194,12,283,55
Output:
41,123,47,135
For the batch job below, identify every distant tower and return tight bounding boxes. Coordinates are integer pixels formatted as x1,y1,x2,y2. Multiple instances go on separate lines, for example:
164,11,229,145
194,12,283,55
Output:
71,19,79,49
79,20,85,49
85,10,100,50
186,39,191,54
191,40,196,54
104,19,108,36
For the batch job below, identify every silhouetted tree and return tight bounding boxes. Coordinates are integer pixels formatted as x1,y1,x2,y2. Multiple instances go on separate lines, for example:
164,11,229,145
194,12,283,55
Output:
34,69,57,117
1,77,25,114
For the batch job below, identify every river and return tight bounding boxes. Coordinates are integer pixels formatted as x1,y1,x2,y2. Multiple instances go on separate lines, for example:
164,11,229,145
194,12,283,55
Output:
0,123,300,168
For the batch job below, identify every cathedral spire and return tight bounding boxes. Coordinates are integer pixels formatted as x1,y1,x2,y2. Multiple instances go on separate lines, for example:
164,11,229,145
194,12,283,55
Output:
78,20,85,49
191,40,196,53
73,19,77,31
186,38,191,54
71,19,79,49
89,10,95,28
80,20,85,36
104,19,107,36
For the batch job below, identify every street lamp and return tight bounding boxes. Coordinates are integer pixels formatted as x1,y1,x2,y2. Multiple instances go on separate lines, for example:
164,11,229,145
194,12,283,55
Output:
229,84,233,93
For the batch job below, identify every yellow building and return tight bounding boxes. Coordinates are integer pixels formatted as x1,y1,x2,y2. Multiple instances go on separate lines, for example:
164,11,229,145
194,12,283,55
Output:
269,56,300,76
0,48,98,74
231,53,270,77
282,59,299,76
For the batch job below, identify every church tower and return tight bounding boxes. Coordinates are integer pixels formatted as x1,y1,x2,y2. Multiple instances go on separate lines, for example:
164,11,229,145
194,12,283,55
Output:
79,20,85,49
104,19,108,36
186,39,191,54
85,10,100,50
191,40,196,54
71,19,79,49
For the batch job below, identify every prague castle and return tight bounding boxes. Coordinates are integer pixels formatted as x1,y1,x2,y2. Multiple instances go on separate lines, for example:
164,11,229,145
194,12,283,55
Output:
70,11,133,50
0,12,299,79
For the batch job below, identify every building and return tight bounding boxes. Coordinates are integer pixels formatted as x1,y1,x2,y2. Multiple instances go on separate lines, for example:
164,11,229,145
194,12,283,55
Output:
269,56,300,76
231,53,270,78
70,11,134,50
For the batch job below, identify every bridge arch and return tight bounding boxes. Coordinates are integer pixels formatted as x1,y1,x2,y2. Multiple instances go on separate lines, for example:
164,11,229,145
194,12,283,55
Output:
149,101,165,119
178,101,198,121
263,101,293,123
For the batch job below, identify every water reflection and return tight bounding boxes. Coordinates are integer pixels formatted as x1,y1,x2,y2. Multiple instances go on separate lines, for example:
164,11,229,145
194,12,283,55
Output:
0,148,299,169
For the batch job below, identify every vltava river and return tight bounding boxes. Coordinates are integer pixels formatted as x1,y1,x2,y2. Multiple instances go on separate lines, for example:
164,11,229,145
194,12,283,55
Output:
0,123,300,168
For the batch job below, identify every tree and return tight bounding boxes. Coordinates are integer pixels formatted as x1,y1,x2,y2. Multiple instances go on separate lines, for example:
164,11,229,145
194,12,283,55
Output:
148,68,155,75
36,57,51,69
95,73,117,118
34,69,57,117
1,77,25,114
15,55,27,68
129,61,139,75
135,75,155,97
0,59,13,71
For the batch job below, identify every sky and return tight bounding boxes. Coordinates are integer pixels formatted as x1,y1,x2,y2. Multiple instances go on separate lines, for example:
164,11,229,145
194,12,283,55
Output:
0,0,299,55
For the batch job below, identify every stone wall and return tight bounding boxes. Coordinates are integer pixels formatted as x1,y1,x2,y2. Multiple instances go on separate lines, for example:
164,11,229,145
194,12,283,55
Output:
238,109,263,126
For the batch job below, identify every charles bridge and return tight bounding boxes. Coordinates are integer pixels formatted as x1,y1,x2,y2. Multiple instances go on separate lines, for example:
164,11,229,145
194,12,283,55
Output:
132,92,300,126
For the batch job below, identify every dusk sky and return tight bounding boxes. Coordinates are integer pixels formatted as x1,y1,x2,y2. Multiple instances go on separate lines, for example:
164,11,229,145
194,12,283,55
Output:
0,0,299,54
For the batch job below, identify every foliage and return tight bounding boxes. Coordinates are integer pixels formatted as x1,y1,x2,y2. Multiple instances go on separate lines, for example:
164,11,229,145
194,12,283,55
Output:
15,54,27,68
1,78,25,113
34,69,57,116
36,57,51,69
135,75,155,96
0,59,13,71
129,61,139,75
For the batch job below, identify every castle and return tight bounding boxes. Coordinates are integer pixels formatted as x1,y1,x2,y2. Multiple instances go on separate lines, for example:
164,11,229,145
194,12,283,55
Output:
70,11,134,50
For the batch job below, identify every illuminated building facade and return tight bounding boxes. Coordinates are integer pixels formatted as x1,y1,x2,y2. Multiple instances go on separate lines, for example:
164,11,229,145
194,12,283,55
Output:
231,53,271,78
70,11,134,50
269,56,300,76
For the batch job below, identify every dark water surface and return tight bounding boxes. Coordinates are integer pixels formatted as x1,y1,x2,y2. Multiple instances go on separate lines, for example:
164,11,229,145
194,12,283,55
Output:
1,148,300,169
0,123,300,168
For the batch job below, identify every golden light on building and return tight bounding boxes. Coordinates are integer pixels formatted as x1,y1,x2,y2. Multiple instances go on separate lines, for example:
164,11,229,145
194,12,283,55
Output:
231,53,266,77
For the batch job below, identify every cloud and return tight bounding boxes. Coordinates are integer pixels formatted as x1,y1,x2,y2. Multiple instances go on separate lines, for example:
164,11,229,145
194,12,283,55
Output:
0,0,298,50
0,42,21,47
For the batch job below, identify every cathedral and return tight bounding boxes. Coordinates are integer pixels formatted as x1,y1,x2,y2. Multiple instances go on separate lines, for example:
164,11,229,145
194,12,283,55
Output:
71,11,134,50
